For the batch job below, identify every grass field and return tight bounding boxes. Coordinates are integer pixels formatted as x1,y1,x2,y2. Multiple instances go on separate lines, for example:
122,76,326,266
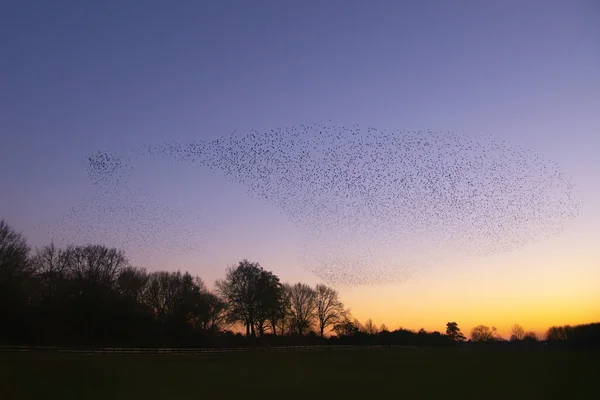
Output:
1,348,597,399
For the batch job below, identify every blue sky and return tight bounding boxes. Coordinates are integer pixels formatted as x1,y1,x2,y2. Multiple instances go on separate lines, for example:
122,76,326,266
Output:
1,1,599,334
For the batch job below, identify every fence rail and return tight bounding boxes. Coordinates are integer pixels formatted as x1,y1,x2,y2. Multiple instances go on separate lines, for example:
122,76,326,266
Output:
0,345,417,355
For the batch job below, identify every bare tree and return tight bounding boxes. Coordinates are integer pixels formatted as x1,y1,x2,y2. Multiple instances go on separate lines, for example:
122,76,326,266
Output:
139,270,221,337
253,269,283,336
0,220,34,342
271,283,292,336
31,243,70,302
142,271,169,317
353,318,365,333
117,266,148,303
216,260,260,337
364,318,379,335
510,324,525,341
0,220,32,284
333,315,359,337
314,284,345,337
470,325,499,342
65,245,128,287
216,259,282,337
288,283,316,336
197,291,227,331
547,325,570,341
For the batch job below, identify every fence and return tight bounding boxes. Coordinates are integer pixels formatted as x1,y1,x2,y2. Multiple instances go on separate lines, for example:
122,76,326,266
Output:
0,345,417,356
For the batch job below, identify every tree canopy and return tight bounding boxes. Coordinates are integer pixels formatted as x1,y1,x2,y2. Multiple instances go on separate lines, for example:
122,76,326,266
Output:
0,219,597,348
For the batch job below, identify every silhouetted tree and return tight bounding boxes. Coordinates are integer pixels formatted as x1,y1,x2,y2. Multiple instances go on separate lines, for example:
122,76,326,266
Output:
545,323,600,347
314,284,346,337
196,291,227,332
142,271,170,317
216,260,281,338
0,220,34,343
31,243,69,302
565,323,600,346
45,244,129,344
547,325,570,341
446,322,466,342
510,324,525,341
1,220,597,349
353,318,365,333
66,244,128,286
253,269,283,336
31,244,75,343
288,283,316,335
332,316,359,337
216,260,258,337
270,283,292,336
138,270,219,345
117,266,149,302
470,325,498,342
0,220,31,281
364,319,379,335
111,266,151,345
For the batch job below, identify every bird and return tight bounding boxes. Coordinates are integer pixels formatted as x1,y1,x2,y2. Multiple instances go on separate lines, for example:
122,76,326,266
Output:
47,123,582,287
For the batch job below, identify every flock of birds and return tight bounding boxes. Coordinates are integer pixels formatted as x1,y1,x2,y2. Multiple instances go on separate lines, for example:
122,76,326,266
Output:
46,183,219,265
48,124,581,286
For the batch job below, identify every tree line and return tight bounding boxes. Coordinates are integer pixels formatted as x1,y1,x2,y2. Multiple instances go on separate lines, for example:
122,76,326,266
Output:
1,220,597,348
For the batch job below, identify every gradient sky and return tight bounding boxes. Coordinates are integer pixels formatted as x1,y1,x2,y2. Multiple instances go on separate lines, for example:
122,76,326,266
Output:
1,0,599,338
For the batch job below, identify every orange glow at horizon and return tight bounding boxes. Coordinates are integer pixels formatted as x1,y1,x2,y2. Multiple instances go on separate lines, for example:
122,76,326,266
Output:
330,228,600,339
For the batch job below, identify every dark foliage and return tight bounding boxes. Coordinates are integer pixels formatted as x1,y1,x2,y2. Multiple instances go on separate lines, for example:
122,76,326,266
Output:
0,220,598,348
546,323,600,348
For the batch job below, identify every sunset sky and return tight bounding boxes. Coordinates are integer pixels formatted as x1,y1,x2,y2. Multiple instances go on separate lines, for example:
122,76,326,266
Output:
1,1,599,338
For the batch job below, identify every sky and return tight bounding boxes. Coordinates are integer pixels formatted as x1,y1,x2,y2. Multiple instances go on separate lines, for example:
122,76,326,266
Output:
1,0,599,338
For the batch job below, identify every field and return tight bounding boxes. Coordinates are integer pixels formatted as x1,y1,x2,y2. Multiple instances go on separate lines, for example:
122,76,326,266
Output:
1,348,596,399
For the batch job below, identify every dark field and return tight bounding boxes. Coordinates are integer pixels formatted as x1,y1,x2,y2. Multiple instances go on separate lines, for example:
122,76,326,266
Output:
1,348,597,399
